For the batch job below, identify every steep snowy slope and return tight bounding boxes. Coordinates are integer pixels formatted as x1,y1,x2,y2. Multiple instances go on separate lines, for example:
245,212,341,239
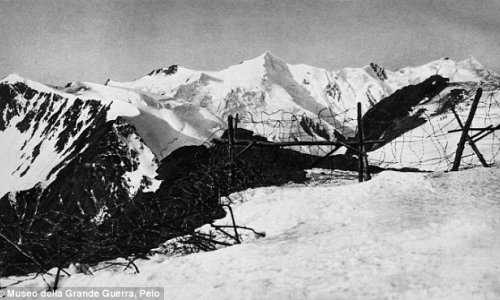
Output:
0,76,156,198
0,80,170,234
62,81,223,160
3,167,500,299
0,74,229,197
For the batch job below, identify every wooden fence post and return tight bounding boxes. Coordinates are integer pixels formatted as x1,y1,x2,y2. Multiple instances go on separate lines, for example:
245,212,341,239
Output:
227,115,235,185
357,103,371,181
451,88,483,171
228,115,235,146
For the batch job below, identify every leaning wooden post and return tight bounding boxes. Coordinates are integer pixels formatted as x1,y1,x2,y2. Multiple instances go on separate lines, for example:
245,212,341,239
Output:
450,105,488,168
357,103,365,182
451,88,483,171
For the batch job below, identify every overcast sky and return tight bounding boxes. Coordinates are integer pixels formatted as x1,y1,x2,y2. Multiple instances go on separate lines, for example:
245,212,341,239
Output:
1,0,499,85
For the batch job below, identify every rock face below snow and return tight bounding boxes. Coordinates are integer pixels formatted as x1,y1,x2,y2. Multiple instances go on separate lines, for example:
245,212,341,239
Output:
0,78,159,218
1,117,150,221
0,80,108,195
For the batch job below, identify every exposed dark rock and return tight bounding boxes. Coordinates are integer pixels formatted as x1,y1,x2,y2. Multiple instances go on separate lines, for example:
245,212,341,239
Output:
325,83,340,101
147,65,178,76
370,62,387,80
54,98,84,152
31,141,42,163
0,83,23,131
16,110,37,133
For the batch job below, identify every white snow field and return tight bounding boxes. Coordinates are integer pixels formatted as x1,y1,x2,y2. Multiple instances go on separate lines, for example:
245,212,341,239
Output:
2,167,500,299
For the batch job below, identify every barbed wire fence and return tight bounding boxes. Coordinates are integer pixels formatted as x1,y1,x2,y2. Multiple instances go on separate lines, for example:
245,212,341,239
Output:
368,87,500,171
224,103,375,181
226,86,500,173
222,108,359,182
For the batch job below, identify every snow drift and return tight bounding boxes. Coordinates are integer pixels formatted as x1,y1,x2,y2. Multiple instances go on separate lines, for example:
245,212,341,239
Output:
2,167,500,299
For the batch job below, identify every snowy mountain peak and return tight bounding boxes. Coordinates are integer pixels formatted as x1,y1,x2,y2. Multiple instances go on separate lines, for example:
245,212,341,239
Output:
425,56,487,73
459,56,487,71
260,50,284,63
0,73,63,95
1,73,25,84
229,51,287,74
240,51,281,63
389,56,500,85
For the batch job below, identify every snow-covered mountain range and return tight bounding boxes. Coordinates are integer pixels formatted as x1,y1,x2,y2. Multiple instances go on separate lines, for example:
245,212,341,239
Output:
1,52,499,219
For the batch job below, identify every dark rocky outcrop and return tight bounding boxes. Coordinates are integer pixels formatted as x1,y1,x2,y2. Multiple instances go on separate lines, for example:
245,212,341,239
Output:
147,65,179,76
370,63,387,80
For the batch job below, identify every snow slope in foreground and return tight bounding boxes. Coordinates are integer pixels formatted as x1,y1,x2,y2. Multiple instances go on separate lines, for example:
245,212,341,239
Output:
2,167,500,299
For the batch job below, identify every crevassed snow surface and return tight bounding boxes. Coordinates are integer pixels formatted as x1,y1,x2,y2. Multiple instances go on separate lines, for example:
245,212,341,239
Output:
3,167,500,299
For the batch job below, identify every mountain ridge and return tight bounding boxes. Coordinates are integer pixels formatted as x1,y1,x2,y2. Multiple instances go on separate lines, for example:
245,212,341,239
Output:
3,52,498,90
1,53,499,199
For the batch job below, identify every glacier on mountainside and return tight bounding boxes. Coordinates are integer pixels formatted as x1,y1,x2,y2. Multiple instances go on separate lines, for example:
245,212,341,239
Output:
108,52,500,170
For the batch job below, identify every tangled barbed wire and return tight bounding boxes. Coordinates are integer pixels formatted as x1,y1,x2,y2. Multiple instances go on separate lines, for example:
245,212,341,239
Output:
231,88,500,172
